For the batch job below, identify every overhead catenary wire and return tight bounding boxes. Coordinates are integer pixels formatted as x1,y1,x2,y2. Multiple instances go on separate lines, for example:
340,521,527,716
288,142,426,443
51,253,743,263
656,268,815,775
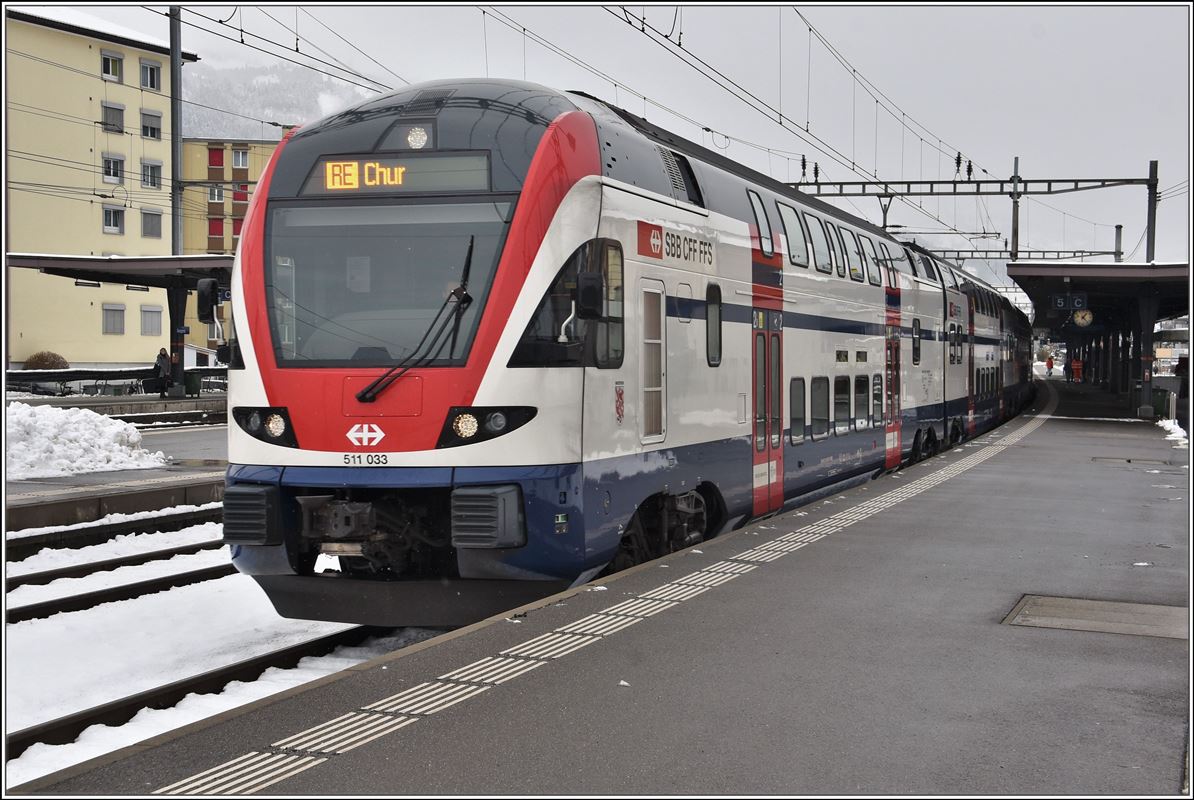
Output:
299,8,410,86
609,7,977,240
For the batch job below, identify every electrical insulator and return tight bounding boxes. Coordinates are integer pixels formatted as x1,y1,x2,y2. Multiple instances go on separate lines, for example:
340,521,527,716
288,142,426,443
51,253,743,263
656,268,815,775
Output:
801,155,807,180
955,152,962,174
813,163,819,182
966,161,973,181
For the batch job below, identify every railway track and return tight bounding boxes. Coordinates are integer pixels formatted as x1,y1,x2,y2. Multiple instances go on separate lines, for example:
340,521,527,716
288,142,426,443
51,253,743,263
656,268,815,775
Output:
5,626,395,760
7,504,231,622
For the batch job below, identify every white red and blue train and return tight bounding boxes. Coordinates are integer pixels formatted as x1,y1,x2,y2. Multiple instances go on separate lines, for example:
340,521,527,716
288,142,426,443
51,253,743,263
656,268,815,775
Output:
204,79,1033,627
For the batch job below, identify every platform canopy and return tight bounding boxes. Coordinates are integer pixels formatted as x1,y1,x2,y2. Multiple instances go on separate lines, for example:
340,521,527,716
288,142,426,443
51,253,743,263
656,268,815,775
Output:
6,252,233,289
1006,259,1188,337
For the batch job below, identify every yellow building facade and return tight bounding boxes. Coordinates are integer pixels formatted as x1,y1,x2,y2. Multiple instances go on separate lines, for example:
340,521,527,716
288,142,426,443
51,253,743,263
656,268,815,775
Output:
180,139,278,353
4,8,197,367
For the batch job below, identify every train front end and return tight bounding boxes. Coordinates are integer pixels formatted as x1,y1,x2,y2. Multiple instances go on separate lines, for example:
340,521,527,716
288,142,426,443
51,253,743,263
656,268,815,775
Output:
222,81,602,626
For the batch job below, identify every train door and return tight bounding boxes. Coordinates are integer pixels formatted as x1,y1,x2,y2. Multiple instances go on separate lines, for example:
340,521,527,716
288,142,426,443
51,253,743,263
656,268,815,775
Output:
751,308,784,515
966,294,976,437
883,267,902,469
640,279,666,444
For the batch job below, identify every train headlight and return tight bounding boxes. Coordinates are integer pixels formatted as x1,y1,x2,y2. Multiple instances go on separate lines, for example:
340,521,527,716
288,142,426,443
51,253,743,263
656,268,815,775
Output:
437,407,537,448
232,407,299,448
452,413,479,439
406,126,429,149
264,413,287,439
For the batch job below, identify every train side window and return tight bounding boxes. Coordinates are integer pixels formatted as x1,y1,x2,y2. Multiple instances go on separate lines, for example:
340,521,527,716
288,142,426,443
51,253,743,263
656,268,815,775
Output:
811,377,829,438
747,190,774,257
803,213,833,274
770,333,782,449
776,202,810,267
912,318,921,365
943,264,959,288
878,242,897,286
858,235,882,286
511,240,591,367
642,282,665,438
841,229,865,282
833,375,851,434
823,220,845,278
918,254,939,283
854,375,868,428
948,324,955,364
790,377,806,444
872,373,883,426
903,248,920,278
706,283,722,367
595,242,625,369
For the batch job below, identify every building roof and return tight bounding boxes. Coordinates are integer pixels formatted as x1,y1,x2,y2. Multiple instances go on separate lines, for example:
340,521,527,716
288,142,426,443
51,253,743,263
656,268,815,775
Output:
7,7,199,61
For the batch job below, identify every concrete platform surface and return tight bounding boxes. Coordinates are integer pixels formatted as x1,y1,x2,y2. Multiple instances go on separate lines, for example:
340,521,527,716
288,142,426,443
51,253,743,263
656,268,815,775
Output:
14,379,1190,795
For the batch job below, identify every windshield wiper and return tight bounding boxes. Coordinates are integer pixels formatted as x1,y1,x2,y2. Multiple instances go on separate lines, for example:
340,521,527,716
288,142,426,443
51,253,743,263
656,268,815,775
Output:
355,236,475,403
447,235,475,360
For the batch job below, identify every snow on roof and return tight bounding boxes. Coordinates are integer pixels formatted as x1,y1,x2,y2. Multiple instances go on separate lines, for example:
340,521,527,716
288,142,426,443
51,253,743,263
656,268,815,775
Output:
7,6,199,59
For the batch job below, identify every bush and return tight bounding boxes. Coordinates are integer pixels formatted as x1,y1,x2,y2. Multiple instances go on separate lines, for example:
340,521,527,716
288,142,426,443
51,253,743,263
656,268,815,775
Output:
23,351,69,370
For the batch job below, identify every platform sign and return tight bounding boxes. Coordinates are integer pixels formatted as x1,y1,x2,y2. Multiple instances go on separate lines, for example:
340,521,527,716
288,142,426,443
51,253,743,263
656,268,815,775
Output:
1051,293,1088,310
219,288,232,302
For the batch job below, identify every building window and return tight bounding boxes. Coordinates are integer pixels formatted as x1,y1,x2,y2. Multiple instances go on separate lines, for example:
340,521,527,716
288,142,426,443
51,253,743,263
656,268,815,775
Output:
140,60,161,90
208,186,224,203
208,147,224,167
140,305,163,336
209,217,224,237
142,210,162,238
101,103,124,133
141,162,162,189
101,51,123,82
102,155,124,184
233,183,249,202
102,303,125,335
141,111,162,140
103,206,125,234
233,149,249,169
232,217,244,237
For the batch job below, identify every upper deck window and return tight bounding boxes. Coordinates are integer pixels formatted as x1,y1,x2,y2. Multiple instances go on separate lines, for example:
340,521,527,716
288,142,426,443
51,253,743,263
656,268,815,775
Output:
776,203,810,268
747,190,774,257
803,213,833,274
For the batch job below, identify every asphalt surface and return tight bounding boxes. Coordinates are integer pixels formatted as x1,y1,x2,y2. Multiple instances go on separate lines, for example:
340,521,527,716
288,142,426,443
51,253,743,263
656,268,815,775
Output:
14,378,1191,795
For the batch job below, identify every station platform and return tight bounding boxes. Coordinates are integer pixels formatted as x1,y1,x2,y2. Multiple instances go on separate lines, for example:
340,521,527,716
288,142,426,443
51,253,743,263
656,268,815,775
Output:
13,378,1190,795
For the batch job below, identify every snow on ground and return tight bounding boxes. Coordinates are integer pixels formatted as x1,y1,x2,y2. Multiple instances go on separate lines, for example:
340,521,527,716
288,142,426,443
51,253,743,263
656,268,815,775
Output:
6,627,441,789
6,502,223,542
1157,418,1188,448
7,523,223,577
5,402,168,479
8,546,231,607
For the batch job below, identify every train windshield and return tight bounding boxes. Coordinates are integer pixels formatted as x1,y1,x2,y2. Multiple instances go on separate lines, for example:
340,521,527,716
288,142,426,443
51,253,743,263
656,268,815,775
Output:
265,199,513,366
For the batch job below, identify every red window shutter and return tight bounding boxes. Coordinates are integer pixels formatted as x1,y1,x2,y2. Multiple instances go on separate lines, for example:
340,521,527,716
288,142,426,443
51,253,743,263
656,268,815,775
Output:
208,148,224,167
232,217,244,236
208,217,223,236
233,183,248,202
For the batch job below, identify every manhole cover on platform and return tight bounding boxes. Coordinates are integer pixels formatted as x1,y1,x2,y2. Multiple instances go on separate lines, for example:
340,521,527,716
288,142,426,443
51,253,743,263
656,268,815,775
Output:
1003,595,1188,640
1090,456,1172,466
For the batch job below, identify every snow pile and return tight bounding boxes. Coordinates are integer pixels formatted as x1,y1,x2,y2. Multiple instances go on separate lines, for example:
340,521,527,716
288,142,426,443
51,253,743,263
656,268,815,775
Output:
5,402,168,479
1157,418,1188,449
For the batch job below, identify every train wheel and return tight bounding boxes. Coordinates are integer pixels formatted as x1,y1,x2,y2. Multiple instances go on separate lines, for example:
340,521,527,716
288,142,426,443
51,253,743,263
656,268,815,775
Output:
908,430,923,464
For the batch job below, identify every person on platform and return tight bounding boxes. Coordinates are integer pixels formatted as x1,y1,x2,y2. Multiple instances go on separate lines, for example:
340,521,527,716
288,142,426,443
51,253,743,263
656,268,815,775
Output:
1046,355,1054,377
154,347,171,399
1063,357,1073,383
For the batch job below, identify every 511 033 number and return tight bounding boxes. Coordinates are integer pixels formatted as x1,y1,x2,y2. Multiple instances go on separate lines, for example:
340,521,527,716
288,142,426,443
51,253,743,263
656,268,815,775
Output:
343,453,388,465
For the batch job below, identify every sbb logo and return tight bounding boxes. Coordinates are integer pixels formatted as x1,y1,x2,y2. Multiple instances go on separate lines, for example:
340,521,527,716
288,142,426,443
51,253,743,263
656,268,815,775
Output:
638,221,664,259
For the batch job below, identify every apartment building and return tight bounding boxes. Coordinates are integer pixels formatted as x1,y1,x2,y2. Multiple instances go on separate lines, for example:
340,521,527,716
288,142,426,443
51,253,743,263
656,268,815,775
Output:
4,7,198,367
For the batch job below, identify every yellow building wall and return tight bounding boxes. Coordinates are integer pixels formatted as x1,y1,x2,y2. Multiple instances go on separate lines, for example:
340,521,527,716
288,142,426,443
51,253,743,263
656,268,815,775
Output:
181,139,277,351
6,17,177,366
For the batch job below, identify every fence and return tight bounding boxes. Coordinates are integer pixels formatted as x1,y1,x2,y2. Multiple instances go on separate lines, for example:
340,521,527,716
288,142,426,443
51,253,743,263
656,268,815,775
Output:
6,367,227,397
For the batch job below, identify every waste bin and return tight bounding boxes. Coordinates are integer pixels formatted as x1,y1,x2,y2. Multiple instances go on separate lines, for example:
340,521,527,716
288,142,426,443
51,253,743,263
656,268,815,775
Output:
184,371,201,397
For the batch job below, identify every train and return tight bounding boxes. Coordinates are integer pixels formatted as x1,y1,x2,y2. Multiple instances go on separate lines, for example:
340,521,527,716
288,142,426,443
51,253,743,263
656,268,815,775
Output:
198,79,1034,627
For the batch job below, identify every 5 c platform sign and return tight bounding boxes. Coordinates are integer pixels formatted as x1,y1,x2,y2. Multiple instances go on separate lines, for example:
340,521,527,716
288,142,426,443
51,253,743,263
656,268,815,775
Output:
637,220,714,268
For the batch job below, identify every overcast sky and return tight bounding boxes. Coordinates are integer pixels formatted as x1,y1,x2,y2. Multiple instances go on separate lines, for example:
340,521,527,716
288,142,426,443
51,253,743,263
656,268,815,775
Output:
30,4,1192,285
